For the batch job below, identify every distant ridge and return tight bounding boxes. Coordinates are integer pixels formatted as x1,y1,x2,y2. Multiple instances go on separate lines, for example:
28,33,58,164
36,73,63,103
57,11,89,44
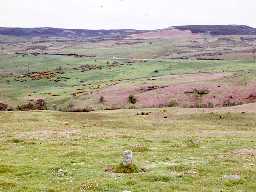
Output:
174,25,256,35
0,25,256,39
0,27,147,39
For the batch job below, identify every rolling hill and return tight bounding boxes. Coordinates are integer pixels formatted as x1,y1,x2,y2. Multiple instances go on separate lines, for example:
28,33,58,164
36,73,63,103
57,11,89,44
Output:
174,25,256,35
0,27,147,40
0,25,256,40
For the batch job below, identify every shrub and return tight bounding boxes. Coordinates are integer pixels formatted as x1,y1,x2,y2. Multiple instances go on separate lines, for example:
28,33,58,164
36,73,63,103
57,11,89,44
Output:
207,102,214,108
0,102,8,111
17,103,34,111
192,88,209,96
113,163,140,174
128,95,137,104
168,100,178,107
223,100,243,107
34,99,47,110
17,99,47,111
67,107,94,112
64,103,94,112
99,96,105,103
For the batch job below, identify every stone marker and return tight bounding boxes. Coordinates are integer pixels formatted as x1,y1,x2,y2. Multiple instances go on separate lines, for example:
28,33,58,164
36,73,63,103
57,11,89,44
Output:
123,150,133,166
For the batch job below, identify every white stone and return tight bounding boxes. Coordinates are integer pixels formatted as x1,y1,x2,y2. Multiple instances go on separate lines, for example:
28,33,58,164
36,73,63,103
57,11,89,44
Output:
223,175,241,181
123,150,133,166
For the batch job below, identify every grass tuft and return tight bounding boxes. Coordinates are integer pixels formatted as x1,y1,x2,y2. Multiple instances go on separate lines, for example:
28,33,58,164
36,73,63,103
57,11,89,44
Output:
0,164,15,174
130,144,149,152
183,137,200,148
113,163,140,174
143,175,172,182
0,180,16,190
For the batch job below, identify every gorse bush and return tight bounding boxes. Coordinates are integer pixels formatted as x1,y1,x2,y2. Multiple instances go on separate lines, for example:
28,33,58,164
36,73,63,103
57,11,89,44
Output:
168,100,178,107
128,95,137,104
113,163,140,173
99,96,105,103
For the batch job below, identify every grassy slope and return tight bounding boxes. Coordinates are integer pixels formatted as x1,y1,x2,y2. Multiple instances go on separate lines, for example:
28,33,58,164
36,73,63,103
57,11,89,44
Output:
63,39,179,59
0,108,256,191
1,54,256,108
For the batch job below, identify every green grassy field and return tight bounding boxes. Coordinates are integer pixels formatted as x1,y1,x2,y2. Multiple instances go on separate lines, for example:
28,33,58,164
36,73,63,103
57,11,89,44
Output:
1,33,256,192
0,108,256,191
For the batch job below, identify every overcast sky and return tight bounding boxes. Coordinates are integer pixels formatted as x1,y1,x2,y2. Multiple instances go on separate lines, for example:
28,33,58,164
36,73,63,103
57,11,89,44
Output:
0,0,255,29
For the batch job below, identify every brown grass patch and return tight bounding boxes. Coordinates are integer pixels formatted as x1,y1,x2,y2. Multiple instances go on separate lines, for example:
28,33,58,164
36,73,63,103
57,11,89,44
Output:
16,129,81,140
233,148,256,157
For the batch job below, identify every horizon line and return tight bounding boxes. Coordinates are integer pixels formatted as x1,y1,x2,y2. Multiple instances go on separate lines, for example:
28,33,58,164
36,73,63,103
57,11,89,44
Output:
0,24,255,31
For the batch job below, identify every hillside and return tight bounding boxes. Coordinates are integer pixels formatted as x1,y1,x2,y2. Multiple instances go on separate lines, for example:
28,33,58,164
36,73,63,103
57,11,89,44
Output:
1,25,256,192
1,25,256,112
0,27,147,40
174,25,256,35
1,25,256,40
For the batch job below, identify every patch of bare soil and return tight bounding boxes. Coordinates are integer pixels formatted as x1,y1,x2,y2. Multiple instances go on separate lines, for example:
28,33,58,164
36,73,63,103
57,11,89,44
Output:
233,149,256,157
17,129,81,140
129,28,197,39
